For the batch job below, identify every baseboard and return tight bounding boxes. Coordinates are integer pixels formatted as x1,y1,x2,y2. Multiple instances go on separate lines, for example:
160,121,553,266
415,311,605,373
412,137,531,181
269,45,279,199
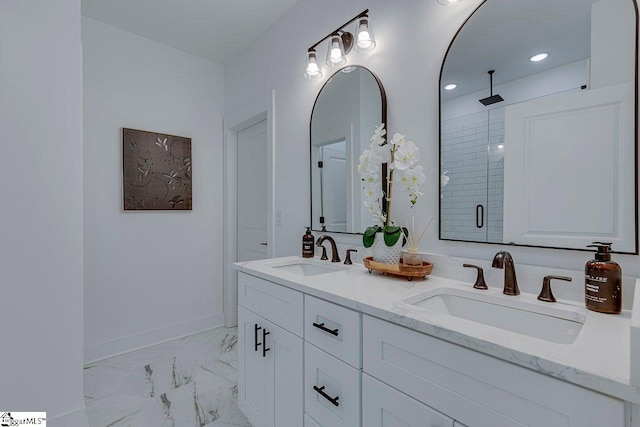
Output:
84,312,224,364
49,407,88,427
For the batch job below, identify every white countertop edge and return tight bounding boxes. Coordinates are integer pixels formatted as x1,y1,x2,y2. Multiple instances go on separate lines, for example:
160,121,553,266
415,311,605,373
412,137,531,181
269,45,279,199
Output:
236,257,640,404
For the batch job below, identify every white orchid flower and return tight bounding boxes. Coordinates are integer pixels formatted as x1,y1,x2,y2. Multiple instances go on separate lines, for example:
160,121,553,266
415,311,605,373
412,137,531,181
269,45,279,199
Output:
391,133,406,146
440,170,450,188
362,172,378,184
392,141,420,171
370,143,390,164
403,166,426,188
363,183,383,201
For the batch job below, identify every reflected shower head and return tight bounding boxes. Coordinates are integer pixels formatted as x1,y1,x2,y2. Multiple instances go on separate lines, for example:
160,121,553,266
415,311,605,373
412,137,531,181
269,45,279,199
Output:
479,94,504,106
479,70,504,106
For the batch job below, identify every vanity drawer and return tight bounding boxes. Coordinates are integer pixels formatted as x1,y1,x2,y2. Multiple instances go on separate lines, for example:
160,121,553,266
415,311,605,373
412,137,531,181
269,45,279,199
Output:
304,342,361,427
238,272,303,337
363,315,624,427
304,295,361,368
304,414,322,427
363,373,453,427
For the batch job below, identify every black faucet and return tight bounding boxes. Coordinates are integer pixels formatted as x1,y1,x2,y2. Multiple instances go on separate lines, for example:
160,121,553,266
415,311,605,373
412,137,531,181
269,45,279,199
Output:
492,251,519,295
316,235,341,263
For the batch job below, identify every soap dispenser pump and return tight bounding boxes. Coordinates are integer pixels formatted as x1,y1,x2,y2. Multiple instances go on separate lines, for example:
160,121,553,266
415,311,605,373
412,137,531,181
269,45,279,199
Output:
585,242,622,314
302,227,315,258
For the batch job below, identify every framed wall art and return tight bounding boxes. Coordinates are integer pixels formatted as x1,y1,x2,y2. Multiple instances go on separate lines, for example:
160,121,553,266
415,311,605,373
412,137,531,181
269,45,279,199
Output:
122,128,192,210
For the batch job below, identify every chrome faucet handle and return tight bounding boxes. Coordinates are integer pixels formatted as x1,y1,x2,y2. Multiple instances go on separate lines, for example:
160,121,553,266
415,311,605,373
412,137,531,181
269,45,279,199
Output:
463,264,488,290
344,249,358,265
538,275,572,303
319,245,328,260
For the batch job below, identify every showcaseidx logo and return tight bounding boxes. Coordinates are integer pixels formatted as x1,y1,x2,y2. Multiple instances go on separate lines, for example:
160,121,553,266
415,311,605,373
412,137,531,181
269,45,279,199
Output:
0,413,46,426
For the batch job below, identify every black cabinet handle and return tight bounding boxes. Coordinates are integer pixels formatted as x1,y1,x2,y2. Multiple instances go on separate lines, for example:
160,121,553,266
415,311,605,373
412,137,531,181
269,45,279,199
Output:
262,329,270,357
312,322,339,337
254,324,262,352
313,385,340,407
476,204,484,229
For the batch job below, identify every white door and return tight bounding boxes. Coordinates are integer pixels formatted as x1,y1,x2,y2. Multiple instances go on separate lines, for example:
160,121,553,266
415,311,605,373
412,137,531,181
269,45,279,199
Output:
320,143,348,232
237,119,268,261
264,319,304,427
238,306,268,427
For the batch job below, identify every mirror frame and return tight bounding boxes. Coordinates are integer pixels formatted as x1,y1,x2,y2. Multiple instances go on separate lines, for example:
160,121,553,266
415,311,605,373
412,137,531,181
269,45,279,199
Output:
309,66,388,235
438,0,639,254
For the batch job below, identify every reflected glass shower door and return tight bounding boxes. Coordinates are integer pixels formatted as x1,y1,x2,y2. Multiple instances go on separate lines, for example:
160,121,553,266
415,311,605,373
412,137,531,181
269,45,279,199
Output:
441,107,505,242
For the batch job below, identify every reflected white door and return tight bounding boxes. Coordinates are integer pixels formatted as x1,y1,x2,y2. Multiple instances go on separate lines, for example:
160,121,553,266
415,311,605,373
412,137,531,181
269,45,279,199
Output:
237,119,268,262
320,143,348,232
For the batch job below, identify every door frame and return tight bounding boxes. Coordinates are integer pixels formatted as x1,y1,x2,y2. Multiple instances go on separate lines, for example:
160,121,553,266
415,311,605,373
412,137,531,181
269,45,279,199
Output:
223,91,275,327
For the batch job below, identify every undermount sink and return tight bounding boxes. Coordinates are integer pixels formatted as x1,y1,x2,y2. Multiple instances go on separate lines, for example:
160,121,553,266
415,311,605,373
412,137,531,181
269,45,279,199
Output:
405,288,586,344
273,261,339,277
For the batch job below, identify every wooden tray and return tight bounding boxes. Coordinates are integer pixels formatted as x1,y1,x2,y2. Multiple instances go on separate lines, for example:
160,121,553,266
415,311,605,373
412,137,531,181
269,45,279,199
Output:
363,257,433,281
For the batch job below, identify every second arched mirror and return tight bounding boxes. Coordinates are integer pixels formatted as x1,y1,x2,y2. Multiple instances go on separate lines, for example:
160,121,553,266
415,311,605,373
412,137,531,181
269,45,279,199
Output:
439,0,638,253
310,66,386,234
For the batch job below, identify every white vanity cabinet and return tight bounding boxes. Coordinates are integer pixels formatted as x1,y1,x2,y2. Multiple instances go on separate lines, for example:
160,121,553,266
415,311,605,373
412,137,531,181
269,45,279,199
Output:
363,373,454,427
303,294,362,427
363,315,625,427
237,273,303,427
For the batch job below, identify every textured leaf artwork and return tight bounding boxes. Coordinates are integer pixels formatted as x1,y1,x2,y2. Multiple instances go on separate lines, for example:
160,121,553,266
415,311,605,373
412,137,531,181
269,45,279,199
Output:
123,128,192,210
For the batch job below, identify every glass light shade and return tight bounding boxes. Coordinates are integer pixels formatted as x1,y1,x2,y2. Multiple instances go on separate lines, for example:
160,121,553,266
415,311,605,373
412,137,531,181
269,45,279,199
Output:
437,0,462,4
304,50,322,80
354,15,376,52
326,34,347,67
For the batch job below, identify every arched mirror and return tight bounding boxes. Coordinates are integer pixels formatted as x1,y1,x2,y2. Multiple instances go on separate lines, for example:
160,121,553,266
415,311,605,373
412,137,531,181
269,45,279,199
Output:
310,66,386,234
439,0,638,253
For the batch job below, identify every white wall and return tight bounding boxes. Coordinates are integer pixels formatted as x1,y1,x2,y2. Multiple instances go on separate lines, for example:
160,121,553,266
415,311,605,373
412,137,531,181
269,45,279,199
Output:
82,18,225,362
225,0,640,280
0,0,86,424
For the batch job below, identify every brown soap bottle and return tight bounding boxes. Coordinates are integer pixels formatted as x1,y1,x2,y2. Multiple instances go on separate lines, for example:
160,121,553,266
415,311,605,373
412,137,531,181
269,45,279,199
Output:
302,227,315,258
585,242,622,314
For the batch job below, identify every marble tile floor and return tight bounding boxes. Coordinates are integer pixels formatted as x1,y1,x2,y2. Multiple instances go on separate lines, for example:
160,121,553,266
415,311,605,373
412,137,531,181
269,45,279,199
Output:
84,327,250,427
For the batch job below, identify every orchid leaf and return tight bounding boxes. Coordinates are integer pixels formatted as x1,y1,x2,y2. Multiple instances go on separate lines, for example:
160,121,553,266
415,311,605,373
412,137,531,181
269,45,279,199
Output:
363,226,381,248
383,225,402,246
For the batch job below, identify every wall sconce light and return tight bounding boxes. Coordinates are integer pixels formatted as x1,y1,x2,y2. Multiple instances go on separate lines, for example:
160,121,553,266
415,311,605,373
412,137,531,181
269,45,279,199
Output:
437,0,463,5
354,14,376,52
305,49,322,80
304,9,376,79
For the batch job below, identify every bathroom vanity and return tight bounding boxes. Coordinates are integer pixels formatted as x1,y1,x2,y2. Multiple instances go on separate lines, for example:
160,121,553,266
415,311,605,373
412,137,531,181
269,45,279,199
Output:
235,256,640,427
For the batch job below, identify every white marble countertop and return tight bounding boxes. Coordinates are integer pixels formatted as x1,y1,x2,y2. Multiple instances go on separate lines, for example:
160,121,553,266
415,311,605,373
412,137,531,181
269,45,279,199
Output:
235,256,640,404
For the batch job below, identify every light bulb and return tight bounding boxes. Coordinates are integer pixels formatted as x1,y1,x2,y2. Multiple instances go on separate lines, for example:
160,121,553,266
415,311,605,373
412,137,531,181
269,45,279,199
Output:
354,15,376,52
304,50,322,80
326,35,346,67
357,30,372,50
330,45,342,63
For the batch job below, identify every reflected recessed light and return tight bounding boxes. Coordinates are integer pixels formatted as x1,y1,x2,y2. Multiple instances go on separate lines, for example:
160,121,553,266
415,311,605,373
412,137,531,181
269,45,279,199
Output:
444,83,457,90
341,66,357,73
438,0,462,5
530,53,548,62
497,144,504,149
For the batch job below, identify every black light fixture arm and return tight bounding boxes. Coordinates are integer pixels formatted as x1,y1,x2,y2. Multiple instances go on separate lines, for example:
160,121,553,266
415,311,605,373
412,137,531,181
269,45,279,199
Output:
308,9,369,52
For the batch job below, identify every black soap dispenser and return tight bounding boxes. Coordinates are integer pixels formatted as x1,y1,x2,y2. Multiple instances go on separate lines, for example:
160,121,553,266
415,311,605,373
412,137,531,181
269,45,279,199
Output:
585,242,622,314
302,227,315,258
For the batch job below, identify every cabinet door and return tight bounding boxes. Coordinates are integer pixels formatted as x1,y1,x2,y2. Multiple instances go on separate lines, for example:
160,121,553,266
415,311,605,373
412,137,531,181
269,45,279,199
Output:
264,318,304,427
363,374,453,427
238,306,268,427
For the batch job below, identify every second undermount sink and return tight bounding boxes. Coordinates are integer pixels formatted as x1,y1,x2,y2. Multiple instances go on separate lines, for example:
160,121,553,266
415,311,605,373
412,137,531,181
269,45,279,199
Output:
273,261,340,277
405,288,586,344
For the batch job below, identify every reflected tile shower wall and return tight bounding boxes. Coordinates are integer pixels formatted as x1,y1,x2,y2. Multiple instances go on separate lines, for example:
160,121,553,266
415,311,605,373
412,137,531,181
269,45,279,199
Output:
441,108,504,242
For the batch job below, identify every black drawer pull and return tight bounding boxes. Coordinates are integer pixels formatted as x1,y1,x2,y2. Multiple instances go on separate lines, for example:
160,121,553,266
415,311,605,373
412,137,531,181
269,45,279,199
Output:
262,329,270,357
254,324,262,352
313,385,340,407
312,322,339,336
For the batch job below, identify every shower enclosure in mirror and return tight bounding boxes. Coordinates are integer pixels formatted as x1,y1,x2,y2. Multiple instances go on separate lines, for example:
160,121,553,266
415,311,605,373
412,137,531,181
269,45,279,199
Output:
439,0,638,253
310,66,386,233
